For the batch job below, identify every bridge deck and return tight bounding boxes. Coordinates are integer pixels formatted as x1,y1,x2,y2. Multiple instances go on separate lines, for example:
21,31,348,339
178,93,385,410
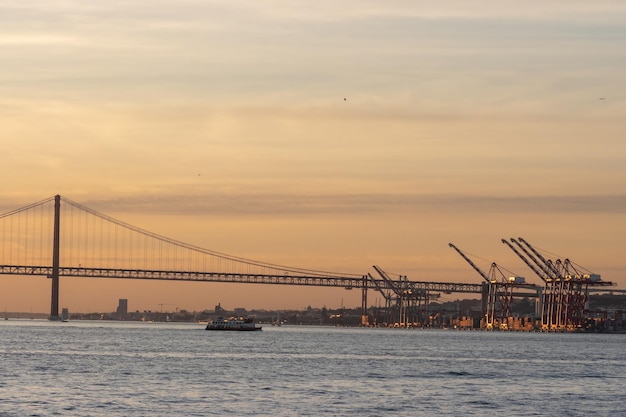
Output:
0,264,490,294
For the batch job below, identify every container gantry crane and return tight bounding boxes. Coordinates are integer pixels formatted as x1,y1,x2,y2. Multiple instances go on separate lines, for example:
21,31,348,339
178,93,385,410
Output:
505,237,612,331
518,238,578,330
367,272,396,326
448,243,516,330
371,265,433,328
501,238,545,315
505,238,568,330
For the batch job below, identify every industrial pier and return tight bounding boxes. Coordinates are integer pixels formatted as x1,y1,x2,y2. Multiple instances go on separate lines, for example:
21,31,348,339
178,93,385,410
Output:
362,237,616,332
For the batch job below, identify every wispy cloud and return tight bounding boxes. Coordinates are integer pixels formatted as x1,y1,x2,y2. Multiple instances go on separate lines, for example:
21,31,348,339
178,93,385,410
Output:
71,192,626,217
0,34,79,45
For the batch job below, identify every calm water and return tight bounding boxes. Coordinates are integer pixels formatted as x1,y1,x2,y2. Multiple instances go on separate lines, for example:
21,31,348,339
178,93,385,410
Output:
0,321,624,417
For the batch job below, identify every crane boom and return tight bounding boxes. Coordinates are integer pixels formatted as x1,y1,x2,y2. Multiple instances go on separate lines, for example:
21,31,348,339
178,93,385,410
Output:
518,237,560,277
372,265,404,295
502,239,547,283
367,273,393,302
512,238,555,279
448,243,491,283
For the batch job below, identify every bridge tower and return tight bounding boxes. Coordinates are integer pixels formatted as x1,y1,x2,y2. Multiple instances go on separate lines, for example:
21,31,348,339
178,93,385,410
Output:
50,194,61,321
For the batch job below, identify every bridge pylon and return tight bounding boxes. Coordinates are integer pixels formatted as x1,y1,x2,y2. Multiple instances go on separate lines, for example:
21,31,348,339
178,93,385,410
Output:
49,194,61,321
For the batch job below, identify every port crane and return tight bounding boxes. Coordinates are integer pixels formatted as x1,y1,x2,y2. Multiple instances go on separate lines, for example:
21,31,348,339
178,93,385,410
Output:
367,272,396,326
501,238,556,328
449,243,520,330
504,238,575,330
371,266,435,327
372,265,414,327
503,237,612,331
516,238,589,330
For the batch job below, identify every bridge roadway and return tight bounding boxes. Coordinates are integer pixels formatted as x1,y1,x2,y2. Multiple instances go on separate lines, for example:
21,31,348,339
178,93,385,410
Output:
0,264,494,295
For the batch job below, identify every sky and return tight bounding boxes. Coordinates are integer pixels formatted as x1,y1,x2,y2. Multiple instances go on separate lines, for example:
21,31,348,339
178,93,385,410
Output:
1,1,626,313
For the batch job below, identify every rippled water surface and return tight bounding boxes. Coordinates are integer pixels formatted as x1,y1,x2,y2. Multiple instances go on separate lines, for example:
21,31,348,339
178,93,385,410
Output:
1,321,624,416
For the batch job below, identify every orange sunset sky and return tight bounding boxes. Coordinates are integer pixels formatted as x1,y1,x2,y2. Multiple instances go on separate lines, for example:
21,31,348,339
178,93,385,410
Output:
1,1,625,313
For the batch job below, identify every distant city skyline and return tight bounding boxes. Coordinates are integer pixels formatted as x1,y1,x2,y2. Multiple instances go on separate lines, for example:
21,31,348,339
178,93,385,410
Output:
1,1,625,312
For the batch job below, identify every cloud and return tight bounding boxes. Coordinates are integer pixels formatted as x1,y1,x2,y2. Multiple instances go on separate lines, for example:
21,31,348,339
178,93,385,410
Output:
69,192,626,217
0,34,79,46
14,192,622,222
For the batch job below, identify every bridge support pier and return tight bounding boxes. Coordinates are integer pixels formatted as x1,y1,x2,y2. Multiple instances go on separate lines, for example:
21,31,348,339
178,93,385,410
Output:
49,195,61,321
361,275,369,326
480,283,489,324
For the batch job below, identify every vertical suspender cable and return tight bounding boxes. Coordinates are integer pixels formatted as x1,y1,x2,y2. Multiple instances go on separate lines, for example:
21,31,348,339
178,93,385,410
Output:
8,211,11,263
114,224,118,270
127,225,131,269
1,212,4,264
37,204,41,265
99,216,103,268
22,203,27,266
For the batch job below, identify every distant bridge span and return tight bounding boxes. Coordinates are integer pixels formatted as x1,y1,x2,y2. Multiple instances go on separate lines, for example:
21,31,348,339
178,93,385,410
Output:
0,264,485,293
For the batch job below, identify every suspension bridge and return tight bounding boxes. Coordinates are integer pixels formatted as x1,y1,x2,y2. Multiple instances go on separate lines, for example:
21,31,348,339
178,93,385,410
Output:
0,195,488,323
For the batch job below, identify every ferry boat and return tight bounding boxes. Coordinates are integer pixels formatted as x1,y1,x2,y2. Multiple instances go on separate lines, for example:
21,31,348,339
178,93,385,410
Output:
205,317,262,331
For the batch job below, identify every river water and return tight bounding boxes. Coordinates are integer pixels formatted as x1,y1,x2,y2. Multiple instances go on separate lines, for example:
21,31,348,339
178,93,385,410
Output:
0,320,624,416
